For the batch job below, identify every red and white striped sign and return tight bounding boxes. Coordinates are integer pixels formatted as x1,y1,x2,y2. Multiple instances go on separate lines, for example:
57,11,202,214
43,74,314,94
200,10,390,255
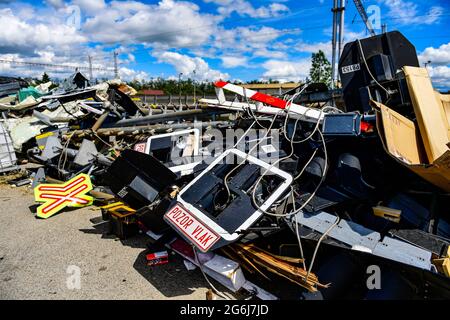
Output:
213,81,323,121
215,81,290,110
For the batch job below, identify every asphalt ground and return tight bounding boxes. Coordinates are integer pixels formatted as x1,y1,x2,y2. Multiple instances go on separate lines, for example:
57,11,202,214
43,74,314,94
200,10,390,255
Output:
0,184,211,300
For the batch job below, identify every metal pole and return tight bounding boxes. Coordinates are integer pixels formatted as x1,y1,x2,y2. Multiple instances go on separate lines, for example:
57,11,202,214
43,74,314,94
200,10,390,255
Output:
338,0,345,61
111,109,226,127
193,70,197,106
331,0,338,90
179,72,183,111
114,51,119,79
66,121,232,138
88,55,93,81
424,61,432,75
337,0,346,87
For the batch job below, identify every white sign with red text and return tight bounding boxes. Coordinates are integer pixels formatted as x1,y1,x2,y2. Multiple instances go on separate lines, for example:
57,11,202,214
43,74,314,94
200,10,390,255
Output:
165,204,220,252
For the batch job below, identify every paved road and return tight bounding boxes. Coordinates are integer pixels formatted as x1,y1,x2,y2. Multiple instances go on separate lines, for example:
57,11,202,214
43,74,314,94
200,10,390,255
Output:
0,184,209,300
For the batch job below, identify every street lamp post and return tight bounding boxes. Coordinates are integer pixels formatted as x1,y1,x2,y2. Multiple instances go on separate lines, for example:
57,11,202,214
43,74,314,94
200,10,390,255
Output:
424,61,432,75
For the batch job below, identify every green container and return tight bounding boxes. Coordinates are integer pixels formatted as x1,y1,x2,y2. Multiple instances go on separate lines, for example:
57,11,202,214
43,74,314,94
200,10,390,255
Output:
18,87,43,102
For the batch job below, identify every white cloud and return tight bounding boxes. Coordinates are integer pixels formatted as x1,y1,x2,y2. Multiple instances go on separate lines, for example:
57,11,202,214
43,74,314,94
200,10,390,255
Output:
382,0,443,25
428,65,450,89
254,49,287,59
119,67,149,82
83,0,221,48
0,4,164,83
127,53,136,63
0,47,149,82
0,52,85,79
204,0,289,18
212,26,299,61
0,1,305,83
0,8,86,54
14,5,35,20
262,59,310,82
72,0,106,12
343,30,368,42
156,51,229,81
417,42,450,89
419,43,450,66
221,56,248,68
295,41,332,59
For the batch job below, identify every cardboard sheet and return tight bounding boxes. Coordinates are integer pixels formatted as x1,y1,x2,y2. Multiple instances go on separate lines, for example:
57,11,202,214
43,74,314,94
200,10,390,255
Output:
372,100,450,192
436,92,450,141
378,103,424,165
404,66,449,163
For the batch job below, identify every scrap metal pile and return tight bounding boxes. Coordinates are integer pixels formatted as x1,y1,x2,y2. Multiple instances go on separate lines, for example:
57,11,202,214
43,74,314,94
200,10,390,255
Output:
1,31,449,300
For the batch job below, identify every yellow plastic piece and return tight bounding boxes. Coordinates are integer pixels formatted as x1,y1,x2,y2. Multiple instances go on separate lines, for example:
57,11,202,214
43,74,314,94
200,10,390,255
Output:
372,206,401,223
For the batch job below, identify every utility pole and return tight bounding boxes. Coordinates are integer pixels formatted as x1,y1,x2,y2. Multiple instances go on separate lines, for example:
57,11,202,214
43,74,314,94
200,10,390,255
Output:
338,0,346,59
382,24,387,34
114,51,119,79
179,72,183,111
331,0,346,89
331,0,338,90
88,55,93,81
193,70,197,106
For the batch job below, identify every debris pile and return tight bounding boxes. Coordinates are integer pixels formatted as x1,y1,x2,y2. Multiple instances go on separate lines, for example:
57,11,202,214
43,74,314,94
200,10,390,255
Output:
1,31,449,300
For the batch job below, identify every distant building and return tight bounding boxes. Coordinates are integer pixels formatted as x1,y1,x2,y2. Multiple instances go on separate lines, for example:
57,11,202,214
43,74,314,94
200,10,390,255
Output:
141,89,165,96
241,83,301,96
138,89,166,104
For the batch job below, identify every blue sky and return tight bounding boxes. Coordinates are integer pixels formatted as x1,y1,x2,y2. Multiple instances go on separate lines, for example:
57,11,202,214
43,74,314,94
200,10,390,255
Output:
0,0,449,88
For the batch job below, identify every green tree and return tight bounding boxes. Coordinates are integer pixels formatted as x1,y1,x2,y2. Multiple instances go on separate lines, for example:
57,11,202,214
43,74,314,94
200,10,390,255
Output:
42,72,51,83
309,50,332,87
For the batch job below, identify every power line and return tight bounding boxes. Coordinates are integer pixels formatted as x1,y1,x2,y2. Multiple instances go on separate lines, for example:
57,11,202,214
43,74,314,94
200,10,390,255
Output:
1,9,448,80
0,59,114,72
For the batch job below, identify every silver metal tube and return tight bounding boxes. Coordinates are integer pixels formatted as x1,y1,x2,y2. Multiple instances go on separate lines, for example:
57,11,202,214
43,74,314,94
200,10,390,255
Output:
337,0,346,85
66,121,232,137
338,0,345,61
331,0,338,90
112,109,214,127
